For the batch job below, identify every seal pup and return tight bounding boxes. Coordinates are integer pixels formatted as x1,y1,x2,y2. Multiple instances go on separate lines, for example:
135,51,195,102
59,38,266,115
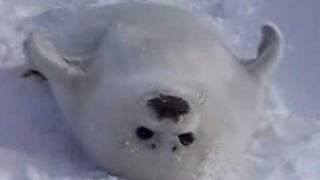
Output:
24,2,283,180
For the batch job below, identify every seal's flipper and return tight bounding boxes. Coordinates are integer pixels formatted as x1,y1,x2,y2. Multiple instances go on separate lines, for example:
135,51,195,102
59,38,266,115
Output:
242,23,283,79
22,69,47,81
24,32,89,81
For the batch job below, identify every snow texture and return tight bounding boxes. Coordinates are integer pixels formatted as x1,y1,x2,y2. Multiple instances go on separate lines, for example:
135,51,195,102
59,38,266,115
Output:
0,0,319,180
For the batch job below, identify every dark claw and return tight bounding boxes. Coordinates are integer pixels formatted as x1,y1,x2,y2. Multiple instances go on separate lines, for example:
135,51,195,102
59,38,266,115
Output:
22,69,47,81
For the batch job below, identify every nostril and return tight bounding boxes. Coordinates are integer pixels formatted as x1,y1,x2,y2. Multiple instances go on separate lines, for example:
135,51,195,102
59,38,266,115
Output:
178,132,195,146
147,94,190,122
136,126,154,140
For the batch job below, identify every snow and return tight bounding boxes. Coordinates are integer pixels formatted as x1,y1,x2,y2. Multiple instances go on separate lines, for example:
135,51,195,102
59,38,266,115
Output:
0,0,319,180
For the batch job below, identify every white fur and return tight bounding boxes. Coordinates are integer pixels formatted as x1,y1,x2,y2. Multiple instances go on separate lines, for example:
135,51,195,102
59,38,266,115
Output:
24,2,282,180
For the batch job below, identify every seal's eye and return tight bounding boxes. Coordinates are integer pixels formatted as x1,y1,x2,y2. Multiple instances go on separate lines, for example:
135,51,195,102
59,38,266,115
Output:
136,126,154,140
178,132,195,146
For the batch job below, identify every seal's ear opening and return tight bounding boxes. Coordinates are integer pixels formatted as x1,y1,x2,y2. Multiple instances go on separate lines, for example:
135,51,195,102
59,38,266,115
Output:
24,32,89,81
242,23,284,80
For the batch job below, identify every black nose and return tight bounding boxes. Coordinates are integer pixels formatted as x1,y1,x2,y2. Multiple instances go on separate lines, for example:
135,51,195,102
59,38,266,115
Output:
147,94,190,122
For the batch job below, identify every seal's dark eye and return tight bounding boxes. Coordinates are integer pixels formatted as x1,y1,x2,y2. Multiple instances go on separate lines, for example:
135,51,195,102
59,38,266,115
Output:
136,126,154,140
178,132,195,146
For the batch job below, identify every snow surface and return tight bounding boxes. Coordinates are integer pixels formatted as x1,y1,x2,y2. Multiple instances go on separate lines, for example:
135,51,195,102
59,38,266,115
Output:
0,0,319,179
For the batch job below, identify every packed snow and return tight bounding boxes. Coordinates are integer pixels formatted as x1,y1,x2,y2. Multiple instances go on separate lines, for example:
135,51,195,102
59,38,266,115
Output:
0,0,319,179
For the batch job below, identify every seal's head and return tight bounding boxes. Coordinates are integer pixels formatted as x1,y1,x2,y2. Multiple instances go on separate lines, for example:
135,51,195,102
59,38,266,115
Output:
24,3,283,180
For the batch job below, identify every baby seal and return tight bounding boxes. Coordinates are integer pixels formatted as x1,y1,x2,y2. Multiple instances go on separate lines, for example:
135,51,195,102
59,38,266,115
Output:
24,2,283,180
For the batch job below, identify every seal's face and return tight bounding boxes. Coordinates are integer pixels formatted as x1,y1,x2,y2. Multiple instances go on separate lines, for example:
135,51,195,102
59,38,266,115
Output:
81,85,204,178
71,19,265,179
73,48,260,180
77,70,215,179
24,3,283,180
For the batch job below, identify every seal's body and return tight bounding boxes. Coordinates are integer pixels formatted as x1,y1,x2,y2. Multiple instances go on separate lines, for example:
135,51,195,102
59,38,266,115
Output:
24,3,283,180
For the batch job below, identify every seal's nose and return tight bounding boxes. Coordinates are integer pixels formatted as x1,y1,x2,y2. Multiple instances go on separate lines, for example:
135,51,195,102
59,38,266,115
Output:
147,94,190,123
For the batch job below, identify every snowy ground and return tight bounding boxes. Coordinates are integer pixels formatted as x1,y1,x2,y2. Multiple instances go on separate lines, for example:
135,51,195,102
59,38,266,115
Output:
0,0,319,179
